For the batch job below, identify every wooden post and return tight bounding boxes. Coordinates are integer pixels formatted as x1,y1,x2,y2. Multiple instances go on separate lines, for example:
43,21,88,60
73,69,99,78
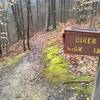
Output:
92,57,100,100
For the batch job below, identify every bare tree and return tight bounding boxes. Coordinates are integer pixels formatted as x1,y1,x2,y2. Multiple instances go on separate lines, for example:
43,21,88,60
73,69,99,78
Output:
46,0,56,31
19,0,26,51
26,0,31,50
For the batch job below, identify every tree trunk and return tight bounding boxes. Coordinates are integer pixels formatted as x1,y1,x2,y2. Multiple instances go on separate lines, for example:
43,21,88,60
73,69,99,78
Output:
19,0,26,51
0,37,2,57
36,0,39,31
27,0,31,50
45,0,52,31
52,0,56,29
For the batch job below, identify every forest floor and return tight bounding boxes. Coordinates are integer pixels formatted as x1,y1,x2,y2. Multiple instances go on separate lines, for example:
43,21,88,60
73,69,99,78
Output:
0,32,75,100
0,20,99,100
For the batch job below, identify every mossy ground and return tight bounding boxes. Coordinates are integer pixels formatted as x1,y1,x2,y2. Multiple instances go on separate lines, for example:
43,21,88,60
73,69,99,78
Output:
5,54,25,66
0,53,25,68
43,40,93,98
43,41,69,84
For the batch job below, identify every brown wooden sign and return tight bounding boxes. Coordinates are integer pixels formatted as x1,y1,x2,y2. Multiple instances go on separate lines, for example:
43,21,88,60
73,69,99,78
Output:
63,28,100,56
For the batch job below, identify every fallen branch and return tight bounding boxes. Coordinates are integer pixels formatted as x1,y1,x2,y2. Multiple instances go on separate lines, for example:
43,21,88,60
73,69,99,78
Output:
63,80,94,84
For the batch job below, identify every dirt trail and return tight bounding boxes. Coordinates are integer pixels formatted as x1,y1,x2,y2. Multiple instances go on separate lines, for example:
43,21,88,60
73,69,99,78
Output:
0,34,48,100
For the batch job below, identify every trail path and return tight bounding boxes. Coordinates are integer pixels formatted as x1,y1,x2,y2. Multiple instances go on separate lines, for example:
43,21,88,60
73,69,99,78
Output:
0,34,49,100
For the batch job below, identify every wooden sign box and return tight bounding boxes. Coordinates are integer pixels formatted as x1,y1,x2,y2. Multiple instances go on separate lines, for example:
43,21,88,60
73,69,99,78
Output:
63,28,100,56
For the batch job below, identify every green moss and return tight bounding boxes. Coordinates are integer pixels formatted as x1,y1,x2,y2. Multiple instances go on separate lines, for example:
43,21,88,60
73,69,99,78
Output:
87,85,93,97
44,66,68,84
43,41,69,84
77,75,92,81
50,56,64,64
76,85,93,98
5,53,25,66
44,45,59,61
